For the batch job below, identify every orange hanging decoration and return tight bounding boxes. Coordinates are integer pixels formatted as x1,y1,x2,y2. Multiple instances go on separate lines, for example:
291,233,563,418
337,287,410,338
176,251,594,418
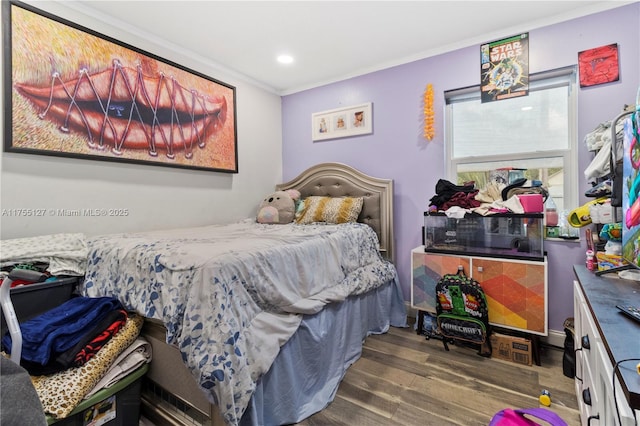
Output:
423,83,435,140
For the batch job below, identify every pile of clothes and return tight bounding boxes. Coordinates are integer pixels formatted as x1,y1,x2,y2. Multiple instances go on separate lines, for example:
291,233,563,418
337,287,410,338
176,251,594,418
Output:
2,296,127,375
1,295,150,419
0,232,152,421
428,180,480,211
428,177,547,216
0,233,88,277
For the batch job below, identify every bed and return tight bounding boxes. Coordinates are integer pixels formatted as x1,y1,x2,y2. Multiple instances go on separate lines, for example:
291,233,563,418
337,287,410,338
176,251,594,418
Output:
79,162,406,426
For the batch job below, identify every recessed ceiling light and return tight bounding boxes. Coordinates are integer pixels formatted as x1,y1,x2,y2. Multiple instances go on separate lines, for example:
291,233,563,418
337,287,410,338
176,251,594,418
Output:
521,106,533,111
277,55,294,65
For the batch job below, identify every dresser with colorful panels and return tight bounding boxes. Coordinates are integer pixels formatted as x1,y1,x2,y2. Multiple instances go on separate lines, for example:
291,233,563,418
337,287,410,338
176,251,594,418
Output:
411,246,548,336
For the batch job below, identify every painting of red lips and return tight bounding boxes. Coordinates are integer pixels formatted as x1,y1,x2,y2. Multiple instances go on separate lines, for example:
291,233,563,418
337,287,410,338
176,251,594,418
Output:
4,1,237,173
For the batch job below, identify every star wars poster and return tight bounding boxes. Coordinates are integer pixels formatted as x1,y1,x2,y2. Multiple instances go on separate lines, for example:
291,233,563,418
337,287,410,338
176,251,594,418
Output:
481,33,529,103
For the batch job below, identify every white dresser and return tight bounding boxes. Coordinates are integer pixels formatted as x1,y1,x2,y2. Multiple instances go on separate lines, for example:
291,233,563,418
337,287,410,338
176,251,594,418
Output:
573,265,640,426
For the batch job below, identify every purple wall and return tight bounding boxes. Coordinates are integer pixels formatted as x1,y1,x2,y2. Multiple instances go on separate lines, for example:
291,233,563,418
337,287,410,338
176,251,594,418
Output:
282,4,640,333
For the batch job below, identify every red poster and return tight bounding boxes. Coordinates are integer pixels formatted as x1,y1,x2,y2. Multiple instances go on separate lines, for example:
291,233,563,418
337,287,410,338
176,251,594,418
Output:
578,44,619,88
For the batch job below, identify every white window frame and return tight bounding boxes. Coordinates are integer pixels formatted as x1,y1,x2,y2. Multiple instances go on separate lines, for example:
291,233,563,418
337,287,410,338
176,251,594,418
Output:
444,66,578,213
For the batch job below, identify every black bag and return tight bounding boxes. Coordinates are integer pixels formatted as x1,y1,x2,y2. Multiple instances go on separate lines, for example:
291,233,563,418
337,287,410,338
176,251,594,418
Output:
562,317,575,378
436,268,492,356
611,162,623,207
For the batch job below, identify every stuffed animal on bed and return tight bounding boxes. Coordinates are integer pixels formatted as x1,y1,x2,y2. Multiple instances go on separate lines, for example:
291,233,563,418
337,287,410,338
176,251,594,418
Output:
257,189,301,224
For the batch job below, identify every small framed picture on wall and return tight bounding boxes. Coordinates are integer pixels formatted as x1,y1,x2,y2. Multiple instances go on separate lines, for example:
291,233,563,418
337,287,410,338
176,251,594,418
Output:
578,43,619,88
312,102,372,142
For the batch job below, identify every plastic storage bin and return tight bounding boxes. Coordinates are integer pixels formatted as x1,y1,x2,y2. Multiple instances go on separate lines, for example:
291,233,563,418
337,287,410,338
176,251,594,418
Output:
423,212,544,260
47,364,148,425
0,277,77,337
0,271,147,426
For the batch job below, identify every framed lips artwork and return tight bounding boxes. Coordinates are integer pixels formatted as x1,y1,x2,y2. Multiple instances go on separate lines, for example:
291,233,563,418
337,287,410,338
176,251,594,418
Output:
3,1,238,173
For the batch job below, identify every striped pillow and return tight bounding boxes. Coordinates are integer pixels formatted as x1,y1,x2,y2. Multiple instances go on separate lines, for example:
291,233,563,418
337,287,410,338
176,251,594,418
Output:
295,196,364,224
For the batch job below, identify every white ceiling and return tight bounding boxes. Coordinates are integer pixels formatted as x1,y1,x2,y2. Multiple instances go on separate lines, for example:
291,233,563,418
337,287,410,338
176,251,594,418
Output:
67,1,633,95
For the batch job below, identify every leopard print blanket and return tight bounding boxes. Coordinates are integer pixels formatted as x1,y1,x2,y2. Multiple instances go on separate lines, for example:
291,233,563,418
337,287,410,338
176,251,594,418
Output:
30,314,143,419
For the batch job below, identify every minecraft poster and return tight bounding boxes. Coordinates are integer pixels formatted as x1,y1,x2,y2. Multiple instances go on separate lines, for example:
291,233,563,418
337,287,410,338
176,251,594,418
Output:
481,33,529,103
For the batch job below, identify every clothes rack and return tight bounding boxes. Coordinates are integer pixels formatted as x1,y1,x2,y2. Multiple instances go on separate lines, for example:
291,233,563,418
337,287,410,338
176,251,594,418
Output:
609,108,634,222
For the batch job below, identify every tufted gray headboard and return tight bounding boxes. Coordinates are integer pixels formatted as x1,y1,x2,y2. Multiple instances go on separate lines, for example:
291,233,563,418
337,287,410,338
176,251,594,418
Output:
276,162,394,263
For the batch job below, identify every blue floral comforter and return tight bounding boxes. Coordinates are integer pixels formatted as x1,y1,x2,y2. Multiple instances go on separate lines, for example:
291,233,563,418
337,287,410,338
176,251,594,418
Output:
79,220,398,425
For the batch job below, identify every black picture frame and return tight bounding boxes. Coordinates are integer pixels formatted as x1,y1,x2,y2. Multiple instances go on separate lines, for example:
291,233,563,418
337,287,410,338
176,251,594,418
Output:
3,1,238,173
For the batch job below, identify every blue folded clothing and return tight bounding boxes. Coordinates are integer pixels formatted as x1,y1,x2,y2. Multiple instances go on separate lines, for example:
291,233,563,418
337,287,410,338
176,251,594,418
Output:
2,296,123,365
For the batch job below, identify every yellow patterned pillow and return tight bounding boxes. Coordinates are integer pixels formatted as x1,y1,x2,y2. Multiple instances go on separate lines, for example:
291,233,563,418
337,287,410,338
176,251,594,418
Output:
296,196,364,224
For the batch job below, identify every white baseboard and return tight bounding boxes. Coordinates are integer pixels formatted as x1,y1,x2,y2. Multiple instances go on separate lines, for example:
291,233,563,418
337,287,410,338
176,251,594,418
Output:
407,301,567,349
541,329,566,349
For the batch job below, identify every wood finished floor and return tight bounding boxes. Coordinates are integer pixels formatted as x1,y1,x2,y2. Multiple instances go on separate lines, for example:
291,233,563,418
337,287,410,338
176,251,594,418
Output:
295,325,580,426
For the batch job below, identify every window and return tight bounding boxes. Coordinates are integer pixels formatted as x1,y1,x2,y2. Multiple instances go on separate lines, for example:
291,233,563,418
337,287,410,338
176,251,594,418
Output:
444,66,577,214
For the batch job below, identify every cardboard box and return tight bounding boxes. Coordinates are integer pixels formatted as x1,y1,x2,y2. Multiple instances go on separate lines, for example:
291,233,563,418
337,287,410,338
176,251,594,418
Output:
490,332,533,366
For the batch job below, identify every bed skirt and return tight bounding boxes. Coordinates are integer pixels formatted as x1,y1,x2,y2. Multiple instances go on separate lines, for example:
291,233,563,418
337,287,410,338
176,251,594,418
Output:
141,277,407,426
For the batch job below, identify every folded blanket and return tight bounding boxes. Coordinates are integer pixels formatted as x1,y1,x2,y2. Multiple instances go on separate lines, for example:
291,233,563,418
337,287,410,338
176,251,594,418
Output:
0,233,88,276
21,309,127,375
31,314,144,419
72,311,128,367
2,297,123,365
